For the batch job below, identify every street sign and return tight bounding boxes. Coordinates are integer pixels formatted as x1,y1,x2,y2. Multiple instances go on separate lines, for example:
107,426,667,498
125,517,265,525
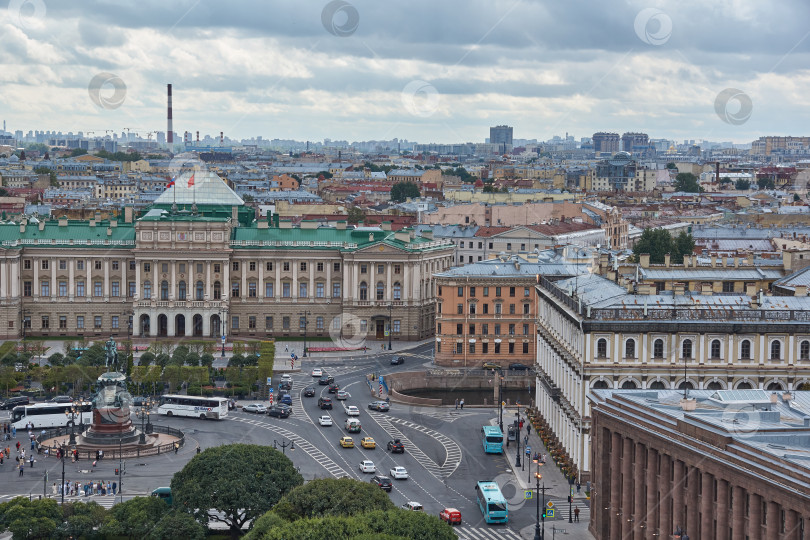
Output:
266,377,272,386
547,501,554,508
290,353,295,359
524,490,533,500
546,509,555,518
221,336,226,344
501,401,506,407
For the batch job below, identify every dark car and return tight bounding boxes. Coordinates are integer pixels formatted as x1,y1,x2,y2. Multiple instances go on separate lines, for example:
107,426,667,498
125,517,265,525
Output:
303,386,316,397
368,401,390,412
509,363,530,371
278,381,292,391
267,405,291,418
328,383,340,394
370,475,393,492
318,397,333,410
390,356,405,365
0,396,29,410
318,374,334,385
49,395,74,404
279,393,293,406
387,439,405,453
131,396,147,407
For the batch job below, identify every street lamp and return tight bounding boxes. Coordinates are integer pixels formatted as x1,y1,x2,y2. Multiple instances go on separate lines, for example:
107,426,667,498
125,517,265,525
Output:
533,456,546,540
497,370,505,433
64,401,82,446
59,443,67,505
515,413,521,468
273,438,295,455
136,399,154,445
300,311,310,358
387,302,392,350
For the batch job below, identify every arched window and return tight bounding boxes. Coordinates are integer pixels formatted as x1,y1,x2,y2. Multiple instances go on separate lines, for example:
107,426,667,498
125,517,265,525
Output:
178,280,186,300
213,281,221,300
740,339,751,359
682,339,693,359
196,281,204,301
621,380,637,389
393,282,401,301
736,381,753,390
376,282,385,301
770,340,782,360
653,339,664,358
596,338,607,358
678,381,694,390
710,339,721,359
143,280,152,299
766,381,784,391
649,380,666,389
593,380,609,389
625,339,636,359
160,280,169,300
801,340,810,360
359,282,368,301
707,381,723,390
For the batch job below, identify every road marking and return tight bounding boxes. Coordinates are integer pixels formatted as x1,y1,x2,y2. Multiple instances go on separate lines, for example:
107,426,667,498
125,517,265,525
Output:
0,494,135,509
455,525,522,540
383,415,463,477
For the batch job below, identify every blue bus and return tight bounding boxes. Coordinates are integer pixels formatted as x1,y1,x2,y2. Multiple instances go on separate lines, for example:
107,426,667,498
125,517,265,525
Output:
475,481,508,524
481,426,504,454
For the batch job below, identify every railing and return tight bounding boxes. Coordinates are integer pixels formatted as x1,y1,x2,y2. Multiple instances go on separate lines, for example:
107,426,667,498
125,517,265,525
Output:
589,307,804,322
36,425,185,460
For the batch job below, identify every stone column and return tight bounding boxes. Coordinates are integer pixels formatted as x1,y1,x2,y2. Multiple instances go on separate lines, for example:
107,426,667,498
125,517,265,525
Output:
170,262,176,300
326,260,332,299
86,259,91,301
241,259,247,300
223,261,229,300
700,470,713,539
103,259,109,299
258,262,264,298
645,447,658,536
785,509,799,540
134,260,140,300
1,260,7,299
33,259,39,298
309,260,314,298
10,260,18,297
686,467,699,537
633,442,645,540
206,261,211,300
731,485,745,540
716,479,729,540
659,454,672,538
168,313,175,337
275,260,281,299
202,314,210,336
765,501,779,539
748,493,761,540
621,437,633,538
292,260,298,299
610,431,622,539
672,460,685,533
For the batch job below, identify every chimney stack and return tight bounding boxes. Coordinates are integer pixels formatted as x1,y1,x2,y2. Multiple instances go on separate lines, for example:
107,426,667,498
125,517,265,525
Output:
196,131,199,143
167,84,173,146
220,131,224,146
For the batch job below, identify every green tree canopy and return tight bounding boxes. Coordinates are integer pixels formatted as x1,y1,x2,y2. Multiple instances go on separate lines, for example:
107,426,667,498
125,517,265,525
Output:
346,206,364,224
56,501,106,540
735,178,751,190
69,148,88,157
145,510,206,540
170,444,303,534
139,351,155,367
0,496,62,540
757,177,775,190
633,228,695,264
673,172,701,193
99,496,168,539
390,181,420,202
665,162,677,169
272,478,394,522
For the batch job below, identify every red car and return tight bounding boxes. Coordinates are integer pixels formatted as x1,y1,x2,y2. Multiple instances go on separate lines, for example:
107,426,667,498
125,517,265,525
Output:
440,508,461,525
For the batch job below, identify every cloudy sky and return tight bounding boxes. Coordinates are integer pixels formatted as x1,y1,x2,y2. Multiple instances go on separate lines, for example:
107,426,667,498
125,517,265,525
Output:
2,0,809,145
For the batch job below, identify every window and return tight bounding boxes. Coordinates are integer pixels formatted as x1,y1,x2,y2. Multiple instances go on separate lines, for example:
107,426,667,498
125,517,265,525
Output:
248,282,257,297
523,343,529,354
710,339,721,359
95,261,102,270
316,282,324,298
214,263,221,273
300,262,307,272
142,262,149,272
457,286,464,297
360,264,367,274
76,316,84,329
506,243,512,250
597,338,607,358
509,324,515,335
266,282,274,298
770,340,782,360
112,316,119,329
196,263,203,274
509,287,515,297
41,260,49,270
483,343,488,354
394,264,401,274
142,281,150,299
393,282,401,300
482,324,488,335
469,303,476,315
316,317,324,330
213,281,221,300
740,339,751,359
495,287,502,297
161,281,169,300
509,304,515,315
376,282,384,300
456,343,463,354
94,316,102,329
282,317,290,330
456,324,462,335
333,283,341,297
457,304,463,314
232,261,239,271
266,262,273,271
23,281,31,297
94,281,102,297
23,259,30,270
332,317,340,330
111,281,120,297
393,320,400,332
231,282,240,297
495,324,501,335
801,340,810,360
59,260,66,270
483,304,489,314
59,316,67,329
377,264,384,274
360,320,368,332
112,260,119,271
495,303,502,315
248,316,256,329
469,343,476,354
682,339,693,359
524,287,530,297
494,343,501,354
231,316,239,330
722,281,734,293
359,282,368,300
265,316,273,329
469,324,475,335
625,339,636,358
41,281,50,297
470,286,476,297
41,315,49,329
317,262,324,272
180,263,187,274
129,282,136,297
483,287,489,296
283,262,290,272
282,282,291,298
653,339,664,358
520,244,525,251
334,262,341,272
58,281,67,297
249,261,256,271
523,324,529,336
523,303,530,315
196,281,204,300
509,343,515,354
299,282,308,297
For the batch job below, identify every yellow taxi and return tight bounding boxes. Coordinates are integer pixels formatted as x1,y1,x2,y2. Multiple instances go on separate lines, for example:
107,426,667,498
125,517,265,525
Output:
360,437,376,449
339,436,354,448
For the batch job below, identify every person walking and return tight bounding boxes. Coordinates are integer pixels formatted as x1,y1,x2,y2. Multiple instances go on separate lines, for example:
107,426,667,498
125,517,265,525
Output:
52,482,57,496
112,481,117,495
18,459,24,477
576,482,581,494
574,506,580,522
527,423,532,435
15,441,20,452
454,398,458,410
174,442,179,454
459,399,464,409
11,425,16,437
28,454,33,468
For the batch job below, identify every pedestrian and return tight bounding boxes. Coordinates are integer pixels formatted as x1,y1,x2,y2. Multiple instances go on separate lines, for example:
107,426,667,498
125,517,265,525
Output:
107,481,112,494
11,425,16,437
527,424,532,435
524,435,529,447
112,481,117,495
519,419,524,431
30,439,34,451
460,399,464,409
574,506,580,522
577,482,581,494
174,442,179,454
15,441,20,452
18,460,23,477
52,483,57,496
28,454,33,468
454,398,458,410
196,444,201,454
285,345,288,352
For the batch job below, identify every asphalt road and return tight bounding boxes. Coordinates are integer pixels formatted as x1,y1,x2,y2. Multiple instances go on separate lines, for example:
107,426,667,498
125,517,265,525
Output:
0,345,542,540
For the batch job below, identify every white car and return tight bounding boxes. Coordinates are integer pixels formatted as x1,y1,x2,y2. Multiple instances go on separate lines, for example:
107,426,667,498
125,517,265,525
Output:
318,415,333,426
243,404,267,414
311,368,323,377
389,466,409,479
281,374,292,382
359,460,376,473
345,405,360,416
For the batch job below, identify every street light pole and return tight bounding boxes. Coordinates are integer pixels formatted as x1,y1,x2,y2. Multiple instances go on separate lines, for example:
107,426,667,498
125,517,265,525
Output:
60,444,65,505
65,403,79,446
300,311,309,358
533,456,546,540
387,302,392,350
273,439,295,455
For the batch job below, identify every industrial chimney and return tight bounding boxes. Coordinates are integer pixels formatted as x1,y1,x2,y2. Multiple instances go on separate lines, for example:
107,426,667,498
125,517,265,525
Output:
167,84,173,147
220,131,224,146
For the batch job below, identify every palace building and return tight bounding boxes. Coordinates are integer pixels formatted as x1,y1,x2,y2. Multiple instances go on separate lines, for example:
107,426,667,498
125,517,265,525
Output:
0,171,454,342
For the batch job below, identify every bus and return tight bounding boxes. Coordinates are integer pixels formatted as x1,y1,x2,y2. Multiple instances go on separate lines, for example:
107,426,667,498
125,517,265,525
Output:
157,395,229,419
475,481,508,524
482,426,504,454
12,402,93,429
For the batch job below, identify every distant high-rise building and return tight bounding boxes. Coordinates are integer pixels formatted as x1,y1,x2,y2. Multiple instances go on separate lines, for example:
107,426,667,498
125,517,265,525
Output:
489,125,513,146
621,132,649,153
592,132,620,154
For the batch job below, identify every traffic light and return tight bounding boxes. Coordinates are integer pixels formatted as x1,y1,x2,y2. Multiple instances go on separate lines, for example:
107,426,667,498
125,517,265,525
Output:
542,511,547,519
115,468,119,475
568,496,573,503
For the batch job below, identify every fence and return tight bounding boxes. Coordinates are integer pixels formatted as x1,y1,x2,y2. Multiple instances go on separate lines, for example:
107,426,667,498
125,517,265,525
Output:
36,425,185,460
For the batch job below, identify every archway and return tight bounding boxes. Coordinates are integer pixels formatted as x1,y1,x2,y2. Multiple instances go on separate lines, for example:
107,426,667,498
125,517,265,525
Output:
677,381,694,390
620,380,638,389
736,381,753,390
193,314,203,337
706,381,724,390
139,314,150,337
766,381,784,391
649,380,666,389
175,314,186,337
157,314,168,337
592,380,610,390
211,314,221,338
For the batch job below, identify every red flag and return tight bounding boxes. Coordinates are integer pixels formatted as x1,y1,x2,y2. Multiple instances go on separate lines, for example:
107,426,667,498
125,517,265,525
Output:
187,174,195,187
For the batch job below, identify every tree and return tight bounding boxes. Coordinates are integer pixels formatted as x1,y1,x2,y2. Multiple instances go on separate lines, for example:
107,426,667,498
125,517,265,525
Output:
200,353,214,368
57,501,106,539
146,511,205,540
482,184,496,193
170,444,303,534
719,177,732,186
171,346,189,366
735,178,751,190
672,231,696,264
69,148,88,157
100,496,168,539
633,228,695,264
390,181,420,202
138,352,155,367
272,478,394,522
794,193,801,202
243,194,255,202
757,177,775,190
185,352,200,367
674,172,701,193
316,170,333,179
0,497,62,540
666,162,677,169
346,206,364,224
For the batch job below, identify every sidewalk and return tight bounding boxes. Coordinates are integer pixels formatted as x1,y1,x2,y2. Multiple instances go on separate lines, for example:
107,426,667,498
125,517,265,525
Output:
273,339,432,370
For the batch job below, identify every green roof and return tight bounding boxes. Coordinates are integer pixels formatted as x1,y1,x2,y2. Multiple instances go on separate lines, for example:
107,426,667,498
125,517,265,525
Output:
0,220,134,249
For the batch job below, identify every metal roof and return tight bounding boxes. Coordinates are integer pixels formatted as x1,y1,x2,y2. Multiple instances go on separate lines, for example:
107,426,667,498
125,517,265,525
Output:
709,389,772,404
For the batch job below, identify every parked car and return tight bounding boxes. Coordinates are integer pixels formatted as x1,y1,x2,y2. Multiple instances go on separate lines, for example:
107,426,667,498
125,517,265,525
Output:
318,374,334,385
328,383,340,394
243,404,267,414
482,362,501,370
359,460,376,473
402,502,423,512
339,436,354,448
336,390,350,400
0,396,29,410
318,397,333,410
311,368,323,377
390,356,405,365
267,405,291,418
389,466,409,479
509,362,530,371
361,437,376,449
387,439,405,453
370,475,392,492
368,401,390,412
279,394,293,406
439,508,462,525
49,395,74,403
345,405,360,416
303,386,316,397
318,415,333,426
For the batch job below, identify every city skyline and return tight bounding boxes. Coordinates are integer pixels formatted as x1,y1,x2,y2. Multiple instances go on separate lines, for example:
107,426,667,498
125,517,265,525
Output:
1,1,809,144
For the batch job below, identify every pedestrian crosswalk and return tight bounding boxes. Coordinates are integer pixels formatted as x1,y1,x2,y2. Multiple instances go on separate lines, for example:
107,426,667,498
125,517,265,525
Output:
545,497,590,523
454,524,522,540
0,493,137,509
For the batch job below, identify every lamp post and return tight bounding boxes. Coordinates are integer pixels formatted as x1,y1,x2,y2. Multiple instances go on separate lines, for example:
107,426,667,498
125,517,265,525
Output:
64,402,81,446
515,412,521,468
273,438,295,455
387,302,392,350
533,467,548,540
300,311,310,358
60,443,66,505
497,370,505,433
136,399,154,445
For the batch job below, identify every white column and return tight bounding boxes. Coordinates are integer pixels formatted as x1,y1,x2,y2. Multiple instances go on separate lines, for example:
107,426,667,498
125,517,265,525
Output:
33,259,39,298
0,260,6,299
292,261,298,299
206,261,211,300
275,261,281,299
134,261,140,301
258,261,264,298
103,260,109,298
202,314,210,336
309,260,314,298
386,263,392,301
223,261,230,299
11,260,18,297
170,262,176,300
51,260,56,300
403,264,410,300
168,313,175,336
326,261,332,299
149,309,158,337
86,260,91,302
241,260,247,300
